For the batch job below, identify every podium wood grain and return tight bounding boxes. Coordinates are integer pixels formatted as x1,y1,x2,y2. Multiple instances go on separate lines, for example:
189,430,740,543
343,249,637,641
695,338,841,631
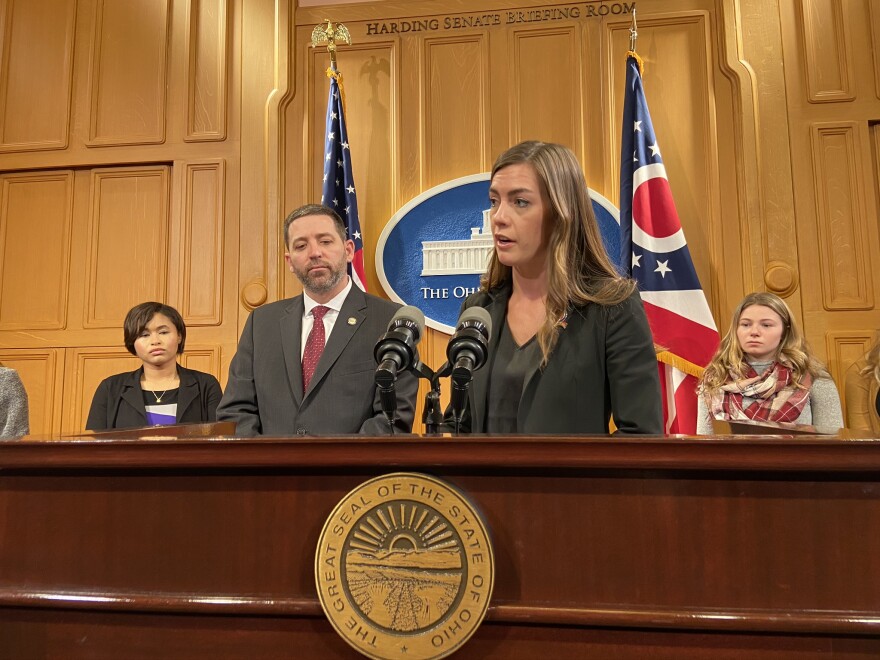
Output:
1,435,879,659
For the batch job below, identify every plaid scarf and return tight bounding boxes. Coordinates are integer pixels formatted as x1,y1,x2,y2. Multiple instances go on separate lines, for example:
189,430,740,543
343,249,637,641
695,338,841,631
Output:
708,361,812,424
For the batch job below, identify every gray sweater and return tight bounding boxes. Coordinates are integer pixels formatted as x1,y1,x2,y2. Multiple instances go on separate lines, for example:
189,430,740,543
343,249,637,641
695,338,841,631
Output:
697,360,843,435
0,367,29,438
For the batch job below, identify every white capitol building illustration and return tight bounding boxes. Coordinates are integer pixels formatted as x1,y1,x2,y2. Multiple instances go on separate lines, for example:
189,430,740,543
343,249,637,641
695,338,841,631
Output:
421,209,493,276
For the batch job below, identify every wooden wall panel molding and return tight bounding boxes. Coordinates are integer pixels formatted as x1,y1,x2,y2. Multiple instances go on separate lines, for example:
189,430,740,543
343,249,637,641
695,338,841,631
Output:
87,0,171,146
84,166,171,329
825,331,872,422
63,348,141,433
509,25,581,148
0,0,76,153
0,171,73,330
179,344,221,378
0,348,63,437
423,34,489,187
797,0,855,103
810,121,874,310
173,160,225,326
871,1,880,101
235,0,290,318
184,0,229,142
713,0,802,312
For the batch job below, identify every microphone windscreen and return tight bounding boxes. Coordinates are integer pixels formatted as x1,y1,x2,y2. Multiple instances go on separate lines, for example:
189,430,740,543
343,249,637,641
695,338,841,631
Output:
457,306,491,340
391,305,425,342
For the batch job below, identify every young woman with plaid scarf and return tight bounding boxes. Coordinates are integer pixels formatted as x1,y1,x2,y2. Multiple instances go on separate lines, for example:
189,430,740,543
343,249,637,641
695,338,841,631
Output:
696,292,843,434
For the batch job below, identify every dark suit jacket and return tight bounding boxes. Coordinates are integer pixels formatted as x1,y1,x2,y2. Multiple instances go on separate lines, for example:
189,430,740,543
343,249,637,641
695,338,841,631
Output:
86,365,223,431
216,286,418,436
453,285,663,435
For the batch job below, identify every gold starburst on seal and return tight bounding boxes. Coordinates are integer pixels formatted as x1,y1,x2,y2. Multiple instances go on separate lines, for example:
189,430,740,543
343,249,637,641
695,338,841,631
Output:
316,473,494,660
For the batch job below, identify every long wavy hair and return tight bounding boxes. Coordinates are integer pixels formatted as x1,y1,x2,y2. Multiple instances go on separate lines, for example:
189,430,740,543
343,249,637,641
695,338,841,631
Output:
860,330,880,384
482,141,634,365
699,292,823,393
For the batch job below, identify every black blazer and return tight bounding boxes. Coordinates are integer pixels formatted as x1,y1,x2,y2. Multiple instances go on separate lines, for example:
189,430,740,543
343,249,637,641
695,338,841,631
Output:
452,285,663,435
86,365,223,431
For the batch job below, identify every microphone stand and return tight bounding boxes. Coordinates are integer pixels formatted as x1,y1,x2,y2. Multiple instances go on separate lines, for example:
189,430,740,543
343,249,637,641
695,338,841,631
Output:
412,360,445,435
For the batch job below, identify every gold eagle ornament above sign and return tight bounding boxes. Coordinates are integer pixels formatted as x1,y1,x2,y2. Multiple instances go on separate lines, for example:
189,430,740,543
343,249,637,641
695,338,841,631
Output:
315,473,495,660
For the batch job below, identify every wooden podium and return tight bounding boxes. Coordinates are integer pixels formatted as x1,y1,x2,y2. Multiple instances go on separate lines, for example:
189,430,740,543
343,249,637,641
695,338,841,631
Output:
1,433,879,659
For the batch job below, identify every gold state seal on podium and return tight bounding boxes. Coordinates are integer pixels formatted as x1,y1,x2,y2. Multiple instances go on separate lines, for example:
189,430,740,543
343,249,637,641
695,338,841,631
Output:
316,473,494,659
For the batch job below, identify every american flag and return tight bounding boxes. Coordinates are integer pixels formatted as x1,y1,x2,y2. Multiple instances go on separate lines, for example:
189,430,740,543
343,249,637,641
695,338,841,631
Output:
321,66,367,291
619,54,719,434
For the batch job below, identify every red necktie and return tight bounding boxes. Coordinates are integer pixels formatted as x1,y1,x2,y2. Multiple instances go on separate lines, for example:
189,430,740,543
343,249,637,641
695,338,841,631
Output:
302,305,330,390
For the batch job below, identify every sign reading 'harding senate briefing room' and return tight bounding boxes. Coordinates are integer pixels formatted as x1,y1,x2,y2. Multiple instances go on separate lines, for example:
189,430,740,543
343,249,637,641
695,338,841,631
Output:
376,174,623,334
364,2,635,36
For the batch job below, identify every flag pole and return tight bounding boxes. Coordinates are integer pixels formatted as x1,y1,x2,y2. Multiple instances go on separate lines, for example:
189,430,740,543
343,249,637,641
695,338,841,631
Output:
629,7,638,51
626,9,644,75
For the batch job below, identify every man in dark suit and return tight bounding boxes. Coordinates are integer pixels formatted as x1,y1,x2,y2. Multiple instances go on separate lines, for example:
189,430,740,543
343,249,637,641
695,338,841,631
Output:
217,204,417,436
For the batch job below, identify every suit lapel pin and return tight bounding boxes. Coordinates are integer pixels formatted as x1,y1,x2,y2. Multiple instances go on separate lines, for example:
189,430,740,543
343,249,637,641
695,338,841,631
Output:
347,317,357,325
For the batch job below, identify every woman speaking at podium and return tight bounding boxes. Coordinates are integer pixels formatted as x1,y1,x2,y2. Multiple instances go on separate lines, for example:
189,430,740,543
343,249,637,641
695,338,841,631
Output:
449,140,662,435
86,302,222,431
697,292,843,434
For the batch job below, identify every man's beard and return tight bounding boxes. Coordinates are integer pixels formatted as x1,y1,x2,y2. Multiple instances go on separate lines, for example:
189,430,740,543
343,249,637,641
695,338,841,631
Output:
295,259,346,295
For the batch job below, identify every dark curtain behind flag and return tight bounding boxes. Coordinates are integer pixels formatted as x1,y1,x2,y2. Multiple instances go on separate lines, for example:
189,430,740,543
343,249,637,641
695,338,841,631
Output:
321,66,367,291
619,54,719,434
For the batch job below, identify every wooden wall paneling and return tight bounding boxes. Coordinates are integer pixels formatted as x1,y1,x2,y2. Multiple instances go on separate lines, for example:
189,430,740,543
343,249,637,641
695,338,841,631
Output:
307,43,397,298
184,0,229,142
810,121,873,310
172,159,225,326
796,0,854,103
825,331,872,424
871,0,880,101
63,348,141,432
0,0,76,152
235,0,283,323
84,166,171,329
714,0,803,312
509,25,582,149
179,344,221,378
606,11,723,316
86,0,171,146
422,33,489,187
0,171,73,330
0,348,63,436
395,35,422,205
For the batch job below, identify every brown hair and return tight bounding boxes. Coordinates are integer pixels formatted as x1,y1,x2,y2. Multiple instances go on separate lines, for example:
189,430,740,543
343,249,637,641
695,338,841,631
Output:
283,204,346,248
699,292,823,393
483,141,635,365
123,302,186,356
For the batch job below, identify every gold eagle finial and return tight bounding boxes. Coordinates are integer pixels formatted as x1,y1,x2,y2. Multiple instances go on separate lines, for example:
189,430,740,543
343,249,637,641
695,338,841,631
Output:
310,20,351,68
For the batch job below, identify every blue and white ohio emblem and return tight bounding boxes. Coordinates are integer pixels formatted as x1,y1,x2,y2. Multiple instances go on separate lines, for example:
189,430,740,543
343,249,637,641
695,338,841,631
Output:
377,173,623,334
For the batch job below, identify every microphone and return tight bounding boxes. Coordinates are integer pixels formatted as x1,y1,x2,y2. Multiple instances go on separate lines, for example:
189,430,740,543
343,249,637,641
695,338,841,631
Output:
374,306,425,427
447,306,492,427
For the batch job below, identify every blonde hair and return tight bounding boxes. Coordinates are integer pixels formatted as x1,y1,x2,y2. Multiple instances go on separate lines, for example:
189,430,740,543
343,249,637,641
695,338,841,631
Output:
699,292,823,393
860,330,880,384
482,141,635,365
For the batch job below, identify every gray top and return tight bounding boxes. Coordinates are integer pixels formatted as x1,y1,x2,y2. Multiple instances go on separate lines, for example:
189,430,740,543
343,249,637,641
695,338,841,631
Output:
697,360,843,435
0,367,29,438
486,322,541,434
